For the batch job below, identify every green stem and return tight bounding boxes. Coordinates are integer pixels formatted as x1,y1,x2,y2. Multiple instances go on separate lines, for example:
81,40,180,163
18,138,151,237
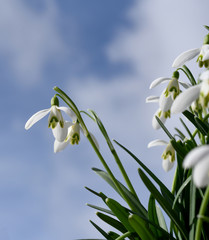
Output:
86,132,139,213
115,231,131,240
195,185,209,240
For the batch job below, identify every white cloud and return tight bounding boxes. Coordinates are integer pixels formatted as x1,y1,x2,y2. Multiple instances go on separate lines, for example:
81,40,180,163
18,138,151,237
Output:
0,0,65,85
107,0,209,79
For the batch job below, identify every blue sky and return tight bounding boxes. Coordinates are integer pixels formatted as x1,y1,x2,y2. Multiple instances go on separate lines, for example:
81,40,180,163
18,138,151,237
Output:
1,0,209,239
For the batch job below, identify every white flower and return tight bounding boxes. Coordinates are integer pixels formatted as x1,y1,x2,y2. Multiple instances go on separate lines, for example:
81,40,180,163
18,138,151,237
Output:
171,70,209,114
172,34,209,68
25,96,76,142
148,72,180,129
54,122,99,153
152,108,170,130
183,145,209,188
148,139,175,172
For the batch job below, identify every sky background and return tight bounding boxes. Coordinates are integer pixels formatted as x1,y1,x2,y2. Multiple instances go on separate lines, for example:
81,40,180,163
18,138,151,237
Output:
1,0,209,239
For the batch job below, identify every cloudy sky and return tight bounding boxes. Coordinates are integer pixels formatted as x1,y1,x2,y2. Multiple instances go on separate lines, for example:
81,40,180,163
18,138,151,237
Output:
1,0,209,239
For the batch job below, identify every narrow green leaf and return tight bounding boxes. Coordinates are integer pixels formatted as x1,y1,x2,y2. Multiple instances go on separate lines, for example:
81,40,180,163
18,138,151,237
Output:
194,117,208,135
86,204,114,216
96,212,127,234
172,176,191,210
174,128,186,140
148,194,160,237
155,116,174,140
156,205,168,232
189,180,196,240
182,65,196,85
92,168,147,217
114,140,182,213
85,186,107,201
138,169,188,240
180,118,197,146
128,214,156,240
105,198,134,233
108,231,120,239
183,111,206,135
90,220,114,240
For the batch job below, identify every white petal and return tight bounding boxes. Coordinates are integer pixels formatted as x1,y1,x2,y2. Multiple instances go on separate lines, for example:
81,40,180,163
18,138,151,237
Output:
25,108,51,130
146,96,160,103
54,139,69,153
149,77,171,89
159,91,173,112
172,48,200,68
57,106,77,122
201,44,209,61
200,70,209,81
152,109,166,130
193,156,209,188
171,85,201,114
183,145,209,169
52,121,73,142
148,139,168,148
162,159,174,172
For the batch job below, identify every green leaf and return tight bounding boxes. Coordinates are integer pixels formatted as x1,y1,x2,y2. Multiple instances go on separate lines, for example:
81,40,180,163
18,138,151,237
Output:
174,128,186,140
138,169,188,240
172,176,191,210
148,194,160,237
96,212,127,234
107,231,120,239
180,118,197,146
85,186,107,201
90,220,114,240
189,180,196,240
155,116,174,140
182,65,196,85
183,111,206,135
92,168,148,217
155,205,168,232
194,117,208,136
105,198,134,233
86,204,114,216
128,214,156,240
113,140,182,213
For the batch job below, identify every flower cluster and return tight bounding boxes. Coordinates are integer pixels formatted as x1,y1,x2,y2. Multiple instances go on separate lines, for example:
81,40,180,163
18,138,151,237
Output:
147,31,209,188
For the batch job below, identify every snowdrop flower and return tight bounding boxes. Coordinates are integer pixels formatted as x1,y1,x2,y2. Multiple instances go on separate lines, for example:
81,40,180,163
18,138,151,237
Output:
25,96,77,142
172,34,209,68
146,96,171,130
152,108,170,130
54,122,99,153
171,70,209,114
148,139,175,172
183,145,209,188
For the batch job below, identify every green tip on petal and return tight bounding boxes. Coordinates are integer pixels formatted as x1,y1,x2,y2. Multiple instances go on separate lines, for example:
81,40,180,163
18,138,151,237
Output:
51,95,59,107
172,71,179,79
203,34,209,45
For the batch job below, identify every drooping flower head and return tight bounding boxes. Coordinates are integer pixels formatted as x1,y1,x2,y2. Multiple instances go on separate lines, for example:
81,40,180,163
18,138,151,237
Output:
148,139,175,172
54,121,99,153
25,95,77,142
147,71,180,129
172,33,209,68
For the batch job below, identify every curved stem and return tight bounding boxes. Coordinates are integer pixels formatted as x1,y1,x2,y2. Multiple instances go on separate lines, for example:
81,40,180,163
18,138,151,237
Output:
195,185,209,240
115,231,131,240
